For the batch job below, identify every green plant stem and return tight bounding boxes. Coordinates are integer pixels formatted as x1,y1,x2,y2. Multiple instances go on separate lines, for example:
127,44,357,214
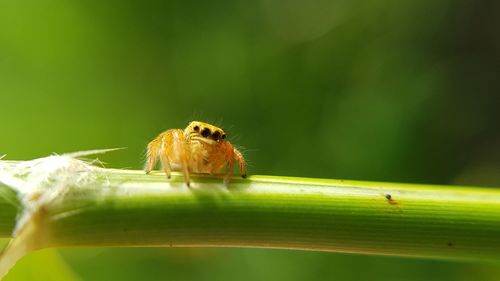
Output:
2,163,500,261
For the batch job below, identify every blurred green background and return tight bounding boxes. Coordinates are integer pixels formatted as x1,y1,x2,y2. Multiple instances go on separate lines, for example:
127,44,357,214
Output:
1,0,500,280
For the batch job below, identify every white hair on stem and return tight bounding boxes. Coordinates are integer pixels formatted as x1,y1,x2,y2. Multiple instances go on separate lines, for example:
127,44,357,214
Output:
0,149,121,279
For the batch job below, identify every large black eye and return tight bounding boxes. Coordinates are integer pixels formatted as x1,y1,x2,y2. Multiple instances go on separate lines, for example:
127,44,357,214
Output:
221,134,226,140
201,128,211,137
193,125,200,132
212,131,221,140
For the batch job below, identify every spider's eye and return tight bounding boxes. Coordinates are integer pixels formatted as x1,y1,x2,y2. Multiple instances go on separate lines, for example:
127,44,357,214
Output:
212,131,221,140
201,128,211,138
193,125,200,132
221,134,226,140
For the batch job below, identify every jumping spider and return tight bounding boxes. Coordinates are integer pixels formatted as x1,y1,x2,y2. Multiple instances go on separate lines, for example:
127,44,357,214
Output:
145,121,247,186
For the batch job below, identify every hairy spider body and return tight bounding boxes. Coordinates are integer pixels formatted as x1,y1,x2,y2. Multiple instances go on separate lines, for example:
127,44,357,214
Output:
145,121,247,186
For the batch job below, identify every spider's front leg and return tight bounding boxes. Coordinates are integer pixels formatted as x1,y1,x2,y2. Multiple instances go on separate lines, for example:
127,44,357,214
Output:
223,155,235,186
233,148,247,178
223,146,247,185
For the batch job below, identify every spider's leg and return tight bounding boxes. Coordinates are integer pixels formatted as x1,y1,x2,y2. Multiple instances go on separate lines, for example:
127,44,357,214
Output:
159,138,172,179
144,134,162,174
171,129,191,187
223,153,235,186
233,147,247,178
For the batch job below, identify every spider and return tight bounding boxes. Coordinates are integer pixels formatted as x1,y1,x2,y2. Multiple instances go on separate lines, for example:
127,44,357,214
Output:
145,121,247,186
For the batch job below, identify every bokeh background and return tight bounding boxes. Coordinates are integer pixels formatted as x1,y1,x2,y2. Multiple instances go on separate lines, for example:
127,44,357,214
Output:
1,0,500,280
